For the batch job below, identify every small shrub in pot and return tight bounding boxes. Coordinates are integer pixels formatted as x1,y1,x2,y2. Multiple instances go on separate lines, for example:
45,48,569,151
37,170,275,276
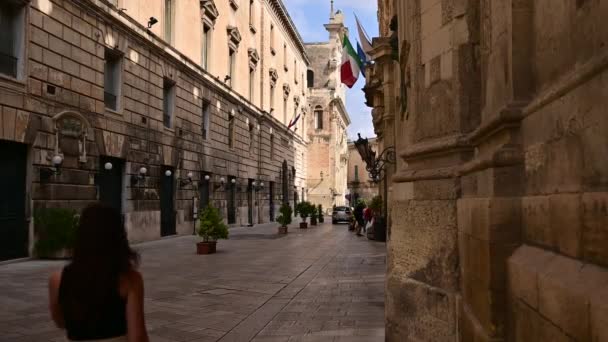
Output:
197,205,229,254
276,203,293,234
34,207,79,259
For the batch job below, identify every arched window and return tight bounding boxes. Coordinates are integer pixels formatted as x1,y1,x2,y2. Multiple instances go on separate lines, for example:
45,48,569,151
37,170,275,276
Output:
314,106,323,130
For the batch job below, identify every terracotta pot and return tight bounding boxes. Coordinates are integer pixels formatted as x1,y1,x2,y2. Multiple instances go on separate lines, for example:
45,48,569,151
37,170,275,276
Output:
300,222,308,229
196,241,217,254
278,226,288,234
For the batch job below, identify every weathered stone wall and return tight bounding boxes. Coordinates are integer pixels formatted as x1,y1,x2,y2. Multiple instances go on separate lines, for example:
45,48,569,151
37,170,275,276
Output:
377,0,608,341
0,0,303,255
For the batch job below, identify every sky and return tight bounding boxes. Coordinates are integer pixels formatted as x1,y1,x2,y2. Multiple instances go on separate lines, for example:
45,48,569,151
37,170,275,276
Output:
283,0,378,141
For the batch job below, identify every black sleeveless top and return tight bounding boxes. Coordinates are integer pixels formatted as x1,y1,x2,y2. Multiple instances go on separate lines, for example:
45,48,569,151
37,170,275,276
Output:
58,266,127,341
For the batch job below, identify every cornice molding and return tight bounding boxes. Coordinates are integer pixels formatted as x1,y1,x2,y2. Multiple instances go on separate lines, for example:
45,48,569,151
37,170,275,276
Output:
266,0,310,65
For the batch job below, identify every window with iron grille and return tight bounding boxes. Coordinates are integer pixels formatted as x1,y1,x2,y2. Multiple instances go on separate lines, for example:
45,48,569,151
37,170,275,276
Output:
0,2,25,79
228,115,235,149
202,101,211,140
104,49,122,111
163,79,175,128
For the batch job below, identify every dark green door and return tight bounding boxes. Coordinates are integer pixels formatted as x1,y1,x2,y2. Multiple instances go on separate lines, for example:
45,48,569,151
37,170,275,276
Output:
0,141,27,261
160,166,176,236
199,175,210,210
99,156,124,213
247,179,253,226
269,182,274,221
227,177,236,224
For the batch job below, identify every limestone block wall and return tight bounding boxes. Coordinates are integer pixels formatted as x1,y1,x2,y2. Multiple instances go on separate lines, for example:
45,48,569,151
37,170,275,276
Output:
380,0,608,341
0,0,300,254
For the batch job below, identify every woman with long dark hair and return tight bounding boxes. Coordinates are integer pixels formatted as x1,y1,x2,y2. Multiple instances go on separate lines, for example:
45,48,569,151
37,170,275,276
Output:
48,203,149,342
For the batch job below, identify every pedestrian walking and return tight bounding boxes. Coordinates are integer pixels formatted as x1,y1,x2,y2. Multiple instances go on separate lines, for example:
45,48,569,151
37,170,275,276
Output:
354,200,366,236
363,206,373,234
48,203,149,342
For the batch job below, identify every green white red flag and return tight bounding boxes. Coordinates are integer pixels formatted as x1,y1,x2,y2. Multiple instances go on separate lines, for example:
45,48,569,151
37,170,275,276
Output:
340,35,362,88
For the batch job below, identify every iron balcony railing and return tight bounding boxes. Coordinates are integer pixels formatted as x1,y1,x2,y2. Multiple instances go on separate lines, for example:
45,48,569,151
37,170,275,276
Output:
0,52,17,78
104,92,117,110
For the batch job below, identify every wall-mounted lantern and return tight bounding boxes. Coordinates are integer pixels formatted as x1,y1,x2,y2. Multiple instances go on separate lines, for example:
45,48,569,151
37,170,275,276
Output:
130,166,148,186
40,154,64,181
253,180,265,192
214,176,226,191
179,171,194,188
204,174,211,181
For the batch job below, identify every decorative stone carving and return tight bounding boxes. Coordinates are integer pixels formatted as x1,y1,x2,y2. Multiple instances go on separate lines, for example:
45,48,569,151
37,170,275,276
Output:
51,111,92,164
283,83,291,99
227,26,242,50
269,68,279,86
229,0,239,10
293,95,300,107
200,0,219,26
248,48,260,69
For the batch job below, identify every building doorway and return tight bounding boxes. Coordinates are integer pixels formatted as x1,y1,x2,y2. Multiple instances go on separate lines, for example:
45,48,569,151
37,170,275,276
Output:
0,141,27,261
199,173,210,210
247,179,254,226
160,166,176,237
98,156,124,213
269,181,275,221
227,177,236,224
282,160,288,204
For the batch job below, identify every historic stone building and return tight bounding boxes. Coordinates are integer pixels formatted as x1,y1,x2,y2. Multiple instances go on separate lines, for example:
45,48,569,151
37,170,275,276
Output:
347,138,378,205
366,0,608,341
0,0,344,261
304,8,350,212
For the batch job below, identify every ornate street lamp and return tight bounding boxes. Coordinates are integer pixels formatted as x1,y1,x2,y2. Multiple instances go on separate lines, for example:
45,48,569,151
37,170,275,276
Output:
353,133,395,183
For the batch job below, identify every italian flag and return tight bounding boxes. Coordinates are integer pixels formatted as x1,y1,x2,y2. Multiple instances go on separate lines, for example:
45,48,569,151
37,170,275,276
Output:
340,35,362,88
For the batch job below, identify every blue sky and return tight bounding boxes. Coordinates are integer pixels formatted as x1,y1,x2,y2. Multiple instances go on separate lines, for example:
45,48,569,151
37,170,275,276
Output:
283,0,378,140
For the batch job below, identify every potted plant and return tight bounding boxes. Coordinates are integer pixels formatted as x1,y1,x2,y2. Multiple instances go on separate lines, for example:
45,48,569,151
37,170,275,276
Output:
34,207,79,259
276,203,293,234
317,204,324,223
296,201,312,229
310,203,318,226
197,204,229,254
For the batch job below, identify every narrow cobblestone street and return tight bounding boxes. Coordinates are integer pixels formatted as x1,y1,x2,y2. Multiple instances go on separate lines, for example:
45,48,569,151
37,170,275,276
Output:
0,221,385,342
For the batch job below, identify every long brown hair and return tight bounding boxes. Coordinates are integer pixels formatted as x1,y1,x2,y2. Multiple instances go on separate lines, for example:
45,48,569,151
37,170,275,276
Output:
61,203,139,317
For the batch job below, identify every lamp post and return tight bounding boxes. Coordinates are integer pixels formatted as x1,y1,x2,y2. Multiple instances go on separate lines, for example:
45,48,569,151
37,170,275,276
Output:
354,133,395,239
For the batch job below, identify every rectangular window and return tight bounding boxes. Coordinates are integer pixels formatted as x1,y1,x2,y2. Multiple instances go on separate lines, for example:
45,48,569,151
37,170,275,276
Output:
201,25,210,69
270,85,275,111
249,0,254,28
354,165,359,181
270,134,274,157
202,101,210,140
283,44,287,69
283,99,288,125
0,2,25,79
228,48,235,87
104,49,122,111
228,115,235,148
249,123,255,150
270,24,275,52
164,0,174,44
249,68,254,101
163,79,175,128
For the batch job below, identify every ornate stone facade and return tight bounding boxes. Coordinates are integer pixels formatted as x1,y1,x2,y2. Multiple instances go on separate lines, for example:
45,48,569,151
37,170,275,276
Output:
366,0,608,341
304,9,350,211
347,138,379,205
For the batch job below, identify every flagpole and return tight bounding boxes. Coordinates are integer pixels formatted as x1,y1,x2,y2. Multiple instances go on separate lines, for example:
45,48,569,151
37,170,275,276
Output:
354,14,372,44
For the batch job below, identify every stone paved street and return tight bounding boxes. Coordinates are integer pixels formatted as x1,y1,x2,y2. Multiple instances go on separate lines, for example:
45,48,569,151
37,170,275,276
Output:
0,221,385,342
